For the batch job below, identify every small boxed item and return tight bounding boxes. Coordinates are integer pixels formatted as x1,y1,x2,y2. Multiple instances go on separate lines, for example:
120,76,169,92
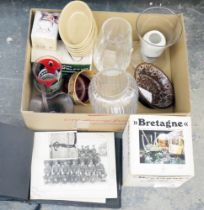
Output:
122,115,194,188
31,41,92,75
31,11,59,50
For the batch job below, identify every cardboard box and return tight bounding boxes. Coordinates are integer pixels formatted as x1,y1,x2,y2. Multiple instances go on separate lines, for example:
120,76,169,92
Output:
21,9,191,131
31,11,59,50
122,115,194,187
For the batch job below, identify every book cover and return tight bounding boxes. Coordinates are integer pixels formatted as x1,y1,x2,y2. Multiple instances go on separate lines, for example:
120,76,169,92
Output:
0,122,33,200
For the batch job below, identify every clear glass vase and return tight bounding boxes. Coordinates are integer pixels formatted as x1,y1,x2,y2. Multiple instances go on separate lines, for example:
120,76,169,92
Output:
136,7,183,63
93,17,133,72
88,69,138,114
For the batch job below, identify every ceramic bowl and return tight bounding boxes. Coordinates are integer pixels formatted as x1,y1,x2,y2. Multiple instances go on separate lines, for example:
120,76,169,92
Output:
64,19,97,50
65,21,97,57
68,69,96,105
59,1,98,57
59,1,93,45
134,63,174,108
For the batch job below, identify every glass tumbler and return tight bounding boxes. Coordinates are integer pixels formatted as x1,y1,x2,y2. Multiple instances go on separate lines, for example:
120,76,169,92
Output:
88,69,138,114
93,17,133,72
136,7,183,63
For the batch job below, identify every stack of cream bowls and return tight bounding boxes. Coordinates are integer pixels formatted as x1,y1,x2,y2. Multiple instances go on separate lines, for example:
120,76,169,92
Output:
59,1,98,57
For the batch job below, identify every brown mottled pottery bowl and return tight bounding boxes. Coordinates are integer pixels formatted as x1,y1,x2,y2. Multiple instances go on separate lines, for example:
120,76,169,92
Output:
134,63,174,108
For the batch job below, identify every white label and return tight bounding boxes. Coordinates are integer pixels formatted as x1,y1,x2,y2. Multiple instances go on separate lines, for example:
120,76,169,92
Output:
139,87,152,103
76,121,91,130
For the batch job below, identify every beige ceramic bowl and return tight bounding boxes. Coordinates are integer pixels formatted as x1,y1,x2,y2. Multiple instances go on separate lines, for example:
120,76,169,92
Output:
63,19,97,56
68,34,97,56
67,22,97,56
66,19,97,50
59,1,94,47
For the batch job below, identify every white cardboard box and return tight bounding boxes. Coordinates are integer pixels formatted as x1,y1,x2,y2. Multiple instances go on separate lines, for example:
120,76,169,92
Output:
31,41,92,75
122,115,194,188
31,11,59,50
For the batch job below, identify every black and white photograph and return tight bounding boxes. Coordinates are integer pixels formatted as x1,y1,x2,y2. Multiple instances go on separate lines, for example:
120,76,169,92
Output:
139,130,185,164
30,132,117,202
49,132,78,159
44,132,108,184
